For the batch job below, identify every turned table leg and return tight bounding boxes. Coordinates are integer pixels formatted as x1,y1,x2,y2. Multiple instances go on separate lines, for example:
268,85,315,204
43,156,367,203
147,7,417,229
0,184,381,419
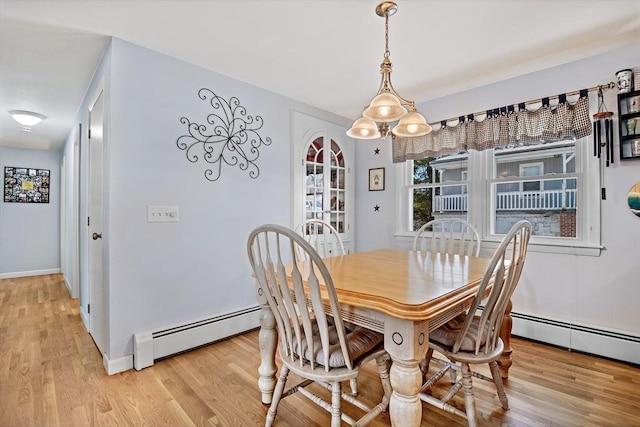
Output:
385,317,429,427
256,286,277,404
498,299,513,379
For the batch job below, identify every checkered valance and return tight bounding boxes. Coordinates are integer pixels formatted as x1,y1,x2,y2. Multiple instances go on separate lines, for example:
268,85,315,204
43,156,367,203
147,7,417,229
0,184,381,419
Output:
392,92,592,163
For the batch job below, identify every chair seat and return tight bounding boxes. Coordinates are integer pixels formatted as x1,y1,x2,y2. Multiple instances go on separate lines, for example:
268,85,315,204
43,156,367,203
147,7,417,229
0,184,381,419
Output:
429,314,487,352
295,322,384,368
429,314,505,363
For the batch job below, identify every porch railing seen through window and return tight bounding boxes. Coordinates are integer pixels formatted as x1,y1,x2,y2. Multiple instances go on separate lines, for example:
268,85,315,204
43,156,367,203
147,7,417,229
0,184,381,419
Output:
433,186,577,212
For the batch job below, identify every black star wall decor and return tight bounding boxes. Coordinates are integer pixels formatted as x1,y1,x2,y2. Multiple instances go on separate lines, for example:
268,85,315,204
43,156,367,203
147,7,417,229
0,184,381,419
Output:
374,148,380,155
374,205,380,211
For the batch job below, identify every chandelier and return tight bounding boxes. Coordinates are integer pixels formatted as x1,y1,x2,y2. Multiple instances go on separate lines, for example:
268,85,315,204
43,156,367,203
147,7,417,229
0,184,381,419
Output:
347,1,432,140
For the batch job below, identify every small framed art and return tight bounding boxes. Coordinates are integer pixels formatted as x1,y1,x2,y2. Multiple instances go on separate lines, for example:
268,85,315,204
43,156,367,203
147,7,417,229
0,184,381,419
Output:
369,167,385,191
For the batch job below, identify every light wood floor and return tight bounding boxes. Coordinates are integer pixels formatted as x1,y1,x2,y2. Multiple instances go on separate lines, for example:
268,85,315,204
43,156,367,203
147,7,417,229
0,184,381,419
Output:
1,274,639,427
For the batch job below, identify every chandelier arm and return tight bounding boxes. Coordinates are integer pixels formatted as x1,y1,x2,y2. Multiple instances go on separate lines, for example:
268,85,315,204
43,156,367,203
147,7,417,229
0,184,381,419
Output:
386,80,415,109
376,58,414,108
375,69,387,97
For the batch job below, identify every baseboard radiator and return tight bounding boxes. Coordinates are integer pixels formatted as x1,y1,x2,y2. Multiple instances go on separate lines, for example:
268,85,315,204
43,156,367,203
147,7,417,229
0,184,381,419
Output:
511,311,640,365
133,305,261,370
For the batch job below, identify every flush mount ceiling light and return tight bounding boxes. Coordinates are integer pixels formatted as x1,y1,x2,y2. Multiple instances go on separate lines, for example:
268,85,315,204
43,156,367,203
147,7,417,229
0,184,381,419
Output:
9,110,47,127
347,1,432,140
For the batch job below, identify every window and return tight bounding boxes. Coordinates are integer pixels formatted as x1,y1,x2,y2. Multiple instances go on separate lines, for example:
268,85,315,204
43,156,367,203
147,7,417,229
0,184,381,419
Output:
396,138,601,255
519,162,543,192
461,171,468,194
403,154,468,232
493,143,575,237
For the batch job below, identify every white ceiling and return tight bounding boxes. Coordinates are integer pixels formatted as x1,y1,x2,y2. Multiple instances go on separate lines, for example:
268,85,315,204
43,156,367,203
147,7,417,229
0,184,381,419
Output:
1,0,639,151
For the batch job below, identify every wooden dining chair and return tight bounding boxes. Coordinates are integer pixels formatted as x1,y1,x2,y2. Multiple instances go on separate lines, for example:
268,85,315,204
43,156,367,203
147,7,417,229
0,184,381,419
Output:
414,218,481,385
296,219,362,396
247,224,392,427
295,219,345,259
413,218,481,257
418,220,531,427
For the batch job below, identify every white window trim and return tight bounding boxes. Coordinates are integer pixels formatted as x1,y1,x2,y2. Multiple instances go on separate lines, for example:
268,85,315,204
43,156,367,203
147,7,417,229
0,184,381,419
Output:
394,137,602,256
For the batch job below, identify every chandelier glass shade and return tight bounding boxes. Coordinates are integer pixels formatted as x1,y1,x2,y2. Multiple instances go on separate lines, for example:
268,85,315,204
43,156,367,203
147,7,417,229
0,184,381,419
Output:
392,109,432,137
362,91,407,122
347,1,432,140
345,117,382,139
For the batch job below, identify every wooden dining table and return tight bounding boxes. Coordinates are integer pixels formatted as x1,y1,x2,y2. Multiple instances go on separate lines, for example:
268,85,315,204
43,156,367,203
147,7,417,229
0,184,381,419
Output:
254,248,514,427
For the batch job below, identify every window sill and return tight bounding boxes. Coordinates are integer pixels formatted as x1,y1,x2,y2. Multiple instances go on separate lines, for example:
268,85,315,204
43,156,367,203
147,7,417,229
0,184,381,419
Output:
393,233,602,257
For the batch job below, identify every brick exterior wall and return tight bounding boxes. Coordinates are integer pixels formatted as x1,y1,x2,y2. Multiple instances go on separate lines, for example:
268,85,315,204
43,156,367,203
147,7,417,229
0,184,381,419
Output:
560,210,576,237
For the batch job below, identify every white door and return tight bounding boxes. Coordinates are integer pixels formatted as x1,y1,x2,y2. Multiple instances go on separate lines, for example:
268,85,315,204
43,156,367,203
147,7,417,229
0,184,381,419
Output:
88,89,106,355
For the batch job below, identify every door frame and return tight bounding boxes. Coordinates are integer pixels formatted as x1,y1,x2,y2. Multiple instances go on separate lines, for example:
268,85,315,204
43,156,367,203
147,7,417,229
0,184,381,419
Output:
86,80,107,356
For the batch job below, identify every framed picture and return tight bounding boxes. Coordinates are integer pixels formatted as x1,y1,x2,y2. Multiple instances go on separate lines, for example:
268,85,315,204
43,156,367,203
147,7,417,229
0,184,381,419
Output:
369,167,385,191
3,166,50,203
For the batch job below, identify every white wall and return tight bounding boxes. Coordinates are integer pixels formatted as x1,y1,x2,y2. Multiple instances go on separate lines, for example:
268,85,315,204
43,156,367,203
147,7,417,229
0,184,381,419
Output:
64,38,352,364
60,41,113,327
60,125,81,297
355,45,640,356
0,146,61,277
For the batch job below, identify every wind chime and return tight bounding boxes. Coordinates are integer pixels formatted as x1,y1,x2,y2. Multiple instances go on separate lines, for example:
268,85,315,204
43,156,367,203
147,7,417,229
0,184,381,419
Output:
592,87,614,167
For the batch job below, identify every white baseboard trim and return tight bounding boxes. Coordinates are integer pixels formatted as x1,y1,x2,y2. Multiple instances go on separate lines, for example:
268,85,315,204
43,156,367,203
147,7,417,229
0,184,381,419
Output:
104,353,133,375
0,268,61,279
80,307,89,331
511,312,640,365
63,275,73,297
133,305,261,371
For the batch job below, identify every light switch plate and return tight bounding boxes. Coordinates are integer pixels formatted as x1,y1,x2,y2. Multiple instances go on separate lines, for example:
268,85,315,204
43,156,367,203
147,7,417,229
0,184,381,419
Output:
147,205,179,222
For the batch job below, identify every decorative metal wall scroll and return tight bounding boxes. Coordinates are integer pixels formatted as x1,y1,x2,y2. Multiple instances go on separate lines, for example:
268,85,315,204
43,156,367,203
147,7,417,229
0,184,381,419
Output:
177,88,272,181
4,166,50,203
